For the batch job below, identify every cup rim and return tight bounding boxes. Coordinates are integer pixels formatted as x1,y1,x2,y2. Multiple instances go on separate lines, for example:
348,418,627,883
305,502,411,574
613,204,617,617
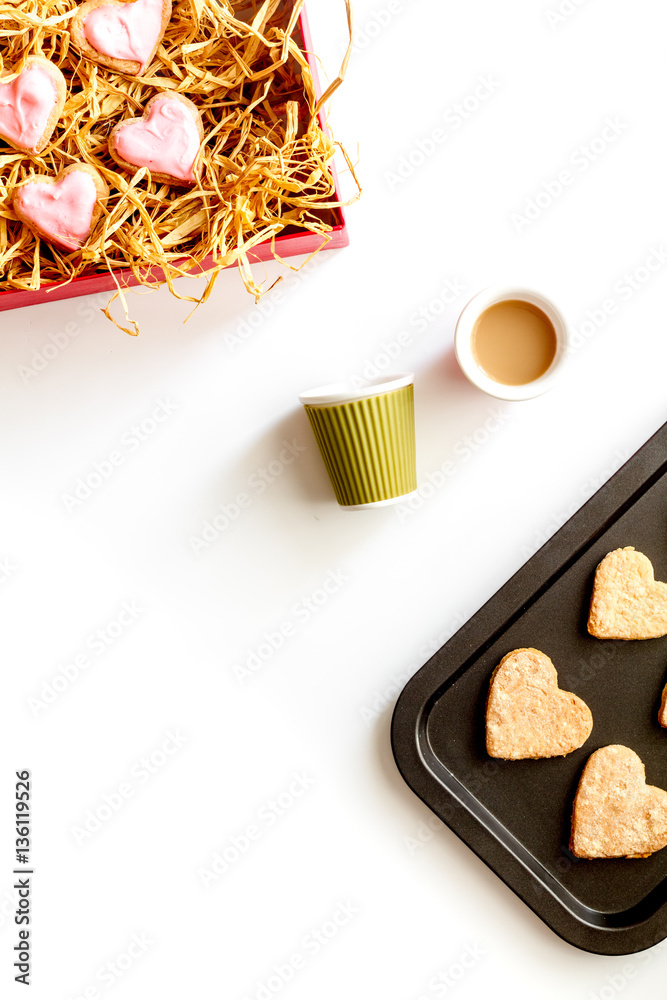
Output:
299,373,414,407
454,286,570,401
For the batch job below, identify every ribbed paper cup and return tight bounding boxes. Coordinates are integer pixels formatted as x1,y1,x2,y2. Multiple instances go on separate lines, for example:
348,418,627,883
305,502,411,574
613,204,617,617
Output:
299,374,417,510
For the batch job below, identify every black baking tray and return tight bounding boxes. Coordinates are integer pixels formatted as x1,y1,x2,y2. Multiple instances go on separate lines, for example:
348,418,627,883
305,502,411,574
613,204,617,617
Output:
391,418,667,955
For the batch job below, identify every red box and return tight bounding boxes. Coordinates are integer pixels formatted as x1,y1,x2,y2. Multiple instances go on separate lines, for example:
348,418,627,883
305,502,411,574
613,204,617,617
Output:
0,7,348,313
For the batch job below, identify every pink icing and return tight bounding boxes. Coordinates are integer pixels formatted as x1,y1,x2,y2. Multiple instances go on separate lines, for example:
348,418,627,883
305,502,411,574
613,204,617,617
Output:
115,98,200,182
83,0,165,73
0,65,59,151
16,171,98,251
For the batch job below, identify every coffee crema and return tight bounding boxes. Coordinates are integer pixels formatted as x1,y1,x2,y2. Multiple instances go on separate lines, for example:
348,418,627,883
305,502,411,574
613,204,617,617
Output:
471,299,557,386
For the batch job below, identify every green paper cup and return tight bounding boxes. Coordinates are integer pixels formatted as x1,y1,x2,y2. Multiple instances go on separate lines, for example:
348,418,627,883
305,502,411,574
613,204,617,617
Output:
299,374,417,510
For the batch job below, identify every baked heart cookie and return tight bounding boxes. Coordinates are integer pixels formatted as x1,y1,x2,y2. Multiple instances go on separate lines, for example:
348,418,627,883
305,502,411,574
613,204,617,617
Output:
486,647,592,760
109,92,203,185
13,164,108,252
588,547,667,640
0,56,66,155
571,745,667,859
70,0,172,76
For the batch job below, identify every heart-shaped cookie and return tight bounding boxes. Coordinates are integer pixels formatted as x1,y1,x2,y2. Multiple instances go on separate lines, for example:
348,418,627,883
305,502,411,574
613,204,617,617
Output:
70,0,172,76
109,92,203,185
0,56,66,155
588,547,667,640
571,745,667,858
486,647,593,759
13,164,108,252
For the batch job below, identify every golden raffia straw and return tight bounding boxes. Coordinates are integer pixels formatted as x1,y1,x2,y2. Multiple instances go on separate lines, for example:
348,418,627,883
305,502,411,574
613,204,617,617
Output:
0,0,358,333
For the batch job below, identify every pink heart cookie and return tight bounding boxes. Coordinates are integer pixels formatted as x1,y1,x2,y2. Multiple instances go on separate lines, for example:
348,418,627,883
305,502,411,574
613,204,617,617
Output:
13,164,109,252
0,56,67,155
70,0,172,76
109,92,203,186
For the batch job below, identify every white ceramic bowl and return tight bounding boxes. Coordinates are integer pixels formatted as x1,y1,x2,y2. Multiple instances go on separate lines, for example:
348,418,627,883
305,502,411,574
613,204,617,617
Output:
454,286,570,401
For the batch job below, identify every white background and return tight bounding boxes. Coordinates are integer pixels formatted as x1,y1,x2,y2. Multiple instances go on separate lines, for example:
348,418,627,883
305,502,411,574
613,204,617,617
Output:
2,0,667,997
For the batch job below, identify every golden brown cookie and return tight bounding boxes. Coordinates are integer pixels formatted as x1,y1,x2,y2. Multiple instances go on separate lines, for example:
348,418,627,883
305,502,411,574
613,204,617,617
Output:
70,0,172,77
13,164,108,252
588,547,667,640
0,56,67,155
571,745,667,859
485,647,593,760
